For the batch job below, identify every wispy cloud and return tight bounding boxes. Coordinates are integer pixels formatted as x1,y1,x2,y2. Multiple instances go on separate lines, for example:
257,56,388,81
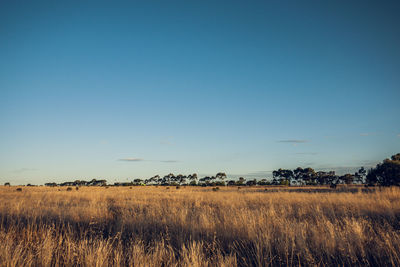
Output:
118,158,179,163
118,158,144,162
277,139,309,143
160,137,174,145
397,134,400,137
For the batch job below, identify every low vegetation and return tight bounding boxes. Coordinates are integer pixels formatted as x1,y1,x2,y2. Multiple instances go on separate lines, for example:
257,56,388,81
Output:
0,186,400,266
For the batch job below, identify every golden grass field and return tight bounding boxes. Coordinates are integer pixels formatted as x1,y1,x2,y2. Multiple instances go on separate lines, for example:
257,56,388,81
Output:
1,186,399,266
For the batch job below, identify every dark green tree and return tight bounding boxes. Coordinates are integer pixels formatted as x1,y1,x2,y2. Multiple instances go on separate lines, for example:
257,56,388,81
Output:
366,153,400,186
133,179,143,185
236,177,246,185
340,174,355,185
216,172,227,180
293,167,316,185
355,167,366,183
273,169,294,185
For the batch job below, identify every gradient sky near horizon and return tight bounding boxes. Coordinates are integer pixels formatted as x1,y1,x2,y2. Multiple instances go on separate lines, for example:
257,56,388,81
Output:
1,0,400,184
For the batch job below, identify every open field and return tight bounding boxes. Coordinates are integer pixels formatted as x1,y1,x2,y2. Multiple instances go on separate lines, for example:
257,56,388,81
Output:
1,186,399,266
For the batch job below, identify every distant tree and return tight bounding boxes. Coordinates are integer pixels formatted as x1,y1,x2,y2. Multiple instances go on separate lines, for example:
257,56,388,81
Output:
89,179,95,186
227,180,236,186
236,177,246,185
340,173,355,185
215,180,226,186
293,167,305,185
257,179,270,186
76,180,88,186
355,167,366,184
151,175,161,185
366,153,400,186
392,153,400,161
188,173,198,182
162,173,175,185
4,182,10,186
175,174,187,185
133,179,143,185
199,176,213,186
246,179,257,186
60,181,74,186
86,179,106,186
273,169,294,185
301,168,317,185
97,180,107,186
215,172,227,181
280,179,290,186
326,171,338,185
315,171,337,185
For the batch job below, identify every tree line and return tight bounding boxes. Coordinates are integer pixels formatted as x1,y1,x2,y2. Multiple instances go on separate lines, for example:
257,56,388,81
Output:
4,153,400,187
271,153,400,186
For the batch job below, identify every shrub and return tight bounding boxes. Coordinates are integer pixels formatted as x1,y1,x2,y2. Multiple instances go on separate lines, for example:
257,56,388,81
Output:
16,188,22,192
66,187,73,191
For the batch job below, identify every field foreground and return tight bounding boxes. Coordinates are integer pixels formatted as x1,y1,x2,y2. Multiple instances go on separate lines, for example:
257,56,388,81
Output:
0,186,400,266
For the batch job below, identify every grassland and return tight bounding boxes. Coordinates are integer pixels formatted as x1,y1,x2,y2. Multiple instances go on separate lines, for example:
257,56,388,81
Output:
0,186,399,266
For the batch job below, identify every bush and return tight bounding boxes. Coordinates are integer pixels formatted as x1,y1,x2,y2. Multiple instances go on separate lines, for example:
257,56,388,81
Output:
16,188,22,192
66,187,73,191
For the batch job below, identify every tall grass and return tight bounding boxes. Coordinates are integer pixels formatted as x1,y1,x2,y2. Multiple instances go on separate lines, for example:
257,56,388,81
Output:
0,186,399,266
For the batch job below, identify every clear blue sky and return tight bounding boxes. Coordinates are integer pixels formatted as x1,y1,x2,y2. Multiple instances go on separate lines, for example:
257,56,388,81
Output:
1,0,399,184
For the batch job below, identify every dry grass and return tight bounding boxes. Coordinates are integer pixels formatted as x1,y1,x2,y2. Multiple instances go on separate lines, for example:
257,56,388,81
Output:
0,186,399,266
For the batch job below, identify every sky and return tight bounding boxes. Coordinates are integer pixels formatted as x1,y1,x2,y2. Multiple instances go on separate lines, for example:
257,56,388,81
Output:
1,0,399,184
